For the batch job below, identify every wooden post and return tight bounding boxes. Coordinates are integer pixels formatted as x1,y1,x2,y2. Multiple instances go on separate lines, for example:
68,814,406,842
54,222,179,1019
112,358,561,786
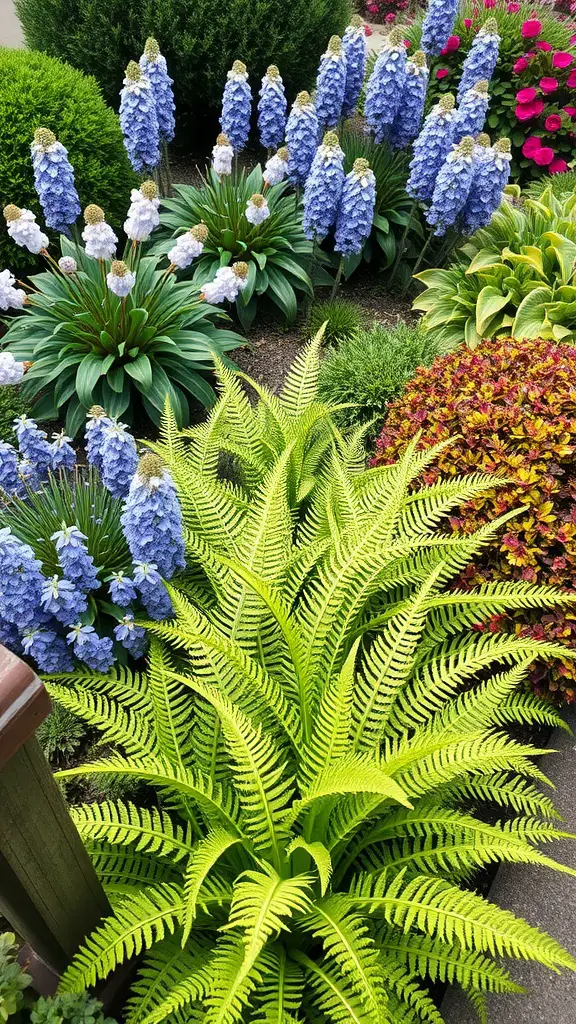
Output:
0,646,110,974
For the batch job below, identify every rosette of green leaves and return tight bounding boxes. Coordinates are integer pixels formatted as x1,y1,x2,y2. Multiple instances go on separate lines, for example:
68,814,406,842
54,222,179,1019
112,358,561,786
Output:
414,187,576,350
1,240,242,435
152,165,333,329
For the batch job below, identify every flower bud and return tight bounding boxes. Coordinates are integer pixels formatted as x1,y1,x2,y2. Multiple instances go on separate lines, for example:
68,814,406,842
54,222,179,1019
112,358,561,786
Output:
140,180,158,200
84,204,105,225
3,205,21,222
34,127,57,149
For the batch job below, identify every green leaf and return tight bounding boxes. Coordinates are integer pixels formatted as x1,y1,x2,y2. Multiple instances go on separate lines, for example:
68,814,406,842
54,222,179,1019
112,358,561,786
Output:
124,354,153,390
76,354,106,408
287,838,332,896
512,286,553,340
475,287,511,336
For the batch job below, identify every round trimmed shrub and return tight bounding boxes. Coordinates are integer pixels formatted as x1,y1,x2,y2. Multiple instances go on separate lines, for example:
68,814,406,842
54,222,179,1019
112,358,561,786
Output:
373,336,576,702
14,0,352,139
0,49,136,273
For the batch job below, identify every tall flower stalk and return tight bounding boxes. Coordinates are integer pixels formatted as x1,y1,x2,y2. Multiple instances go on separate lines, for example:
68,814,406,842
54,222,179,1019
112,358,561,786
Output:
119,61,160,175
285,91,319,185
453,80,490,142
30,128,80,236
220,60,252,153
303,131,345,241
315,35,347,129
457,17,501,102
365,28,408,143
258,65,287,150
342,16,368,118
420,0,459,56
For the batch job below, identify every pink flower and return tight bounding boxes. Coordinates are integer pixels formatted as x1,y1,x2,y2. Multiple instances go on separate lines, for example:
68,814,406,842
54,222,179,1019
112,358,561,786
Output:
563,104,576,115
436,68,449,79
545,113,563,130
385,11,396,20
553,51,574,68
568,69,576,86
522,135,542,157
364,23,373,35
484,0,496,7
516,87,537,102
464,17,472,27
522,18,542,37
513,56,530,73
367,2,379,10
550,158,568,172
441,34,461,54
571,32,576,44
515,99,545,120
535,40,552,51
540,76,558,93
508,1,520,10
533,146,555,164
404,38,412,47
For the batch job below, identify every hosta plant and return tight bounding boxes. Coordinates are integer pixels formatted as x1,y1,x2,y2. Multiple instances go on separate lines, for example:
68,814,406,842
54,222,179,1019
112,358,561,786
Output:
414,187,576,350
2,237,242,435
49,337,576,1023
152,166,333,329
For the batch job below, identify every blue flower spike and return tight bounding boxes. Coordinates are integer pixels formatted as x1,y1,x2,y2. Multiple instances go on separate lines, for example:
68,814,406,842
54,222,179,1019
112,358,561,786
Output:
315,35,347,130
31,127,80,236
342,16,368,118
426,135,477,236
365,27,408,143
303,131,345,241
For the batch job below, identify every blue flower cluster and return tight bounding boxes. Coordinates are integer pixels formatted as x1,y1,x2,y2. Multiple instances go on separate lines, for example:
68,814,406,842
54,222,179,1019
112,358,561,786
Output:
133,561,173,620
420,0,459,56
85,406,113,473
334,159,376,257
258,65,287,150
114,615,147,658
315,36,347,129
101,422,139,499
139,37,175,143
0,443,19,494
406,94,456,203
107,571,137,607
303,132,345,240
22,629,74,673
390,51,429,150
30,128,81,235
220,61,252,152
119,61,161,173
41,575,88,626
67,624,114,672
365,29,407,143
14,417,52,477
459,137,512,234
286,92,319,185
425,136,476,236
121,454,185,579
52,524,99,592
50,431,76,471
342,17,367,118
453,81,490,143
458,18,500,102
0,529,46,631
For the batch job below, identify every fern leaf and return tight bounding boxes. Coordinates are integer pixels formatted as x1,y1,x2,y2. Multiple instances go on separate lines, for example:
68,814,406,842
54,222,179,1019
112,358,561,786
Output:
291,949,376,1024
284,753,411,829
181,829,243,944
70,801,192,861
59,883,185,990
379,952,445,1024
252,944,304,1023
224,864,313,964
286,838,333,896
125,936,210,1024
301,641,359,784
279,327,325,416
45,682,156,759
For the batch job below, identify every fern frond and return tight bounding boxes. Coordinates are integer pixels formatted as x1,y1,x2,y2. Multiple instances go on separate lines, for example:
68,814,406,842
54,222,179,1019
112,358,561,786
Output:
284,753,411,829
88,843,182,888
252,944,304,1023
286,839,333,897
125,936,208,1024
441,773,561,820
71,801,192,861
279,327,324,416
204,936,272,1024
59,883,184,990
292,949,376,1024
378,952,445,1024
299,895,388,1021
301,641,359,784
224,864,313,963
45,682,156,759
181,829,243,944
349,872,576,970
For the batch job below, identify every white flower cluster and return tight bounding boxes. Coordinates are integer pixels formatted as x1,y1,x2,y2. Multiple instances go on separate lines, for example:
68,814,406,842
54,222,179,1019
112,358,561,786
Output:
107,261,136,297
212,133,234,176
82,205,118,260
245,194,270,226
0,352,25,386
58,256,77,274
263,148,289,186
202,264,248,304
124,184,160,242
0,269,26,312
168,225,208,269
4,207,48,255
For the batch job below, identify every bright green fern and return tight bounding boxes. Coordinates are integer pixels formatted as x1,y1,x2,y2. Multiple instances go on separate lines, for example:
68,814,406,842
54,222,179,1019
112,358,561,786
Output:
49,332,576,1024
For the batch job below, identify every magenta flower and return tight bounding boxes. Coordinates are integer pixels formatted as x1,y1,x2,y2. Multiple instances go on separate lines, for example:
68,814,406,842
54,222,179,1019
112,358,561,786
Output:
522,135,542,157
385,12,396,20
545,113,562,131
535,40,552,51
563,104,576,115
521,19,542,37
464,17,472,27
513,56,530,73
553,51,574,68
540,76,558,93
568,70,576,87
571,33,576,44
436,68,449,79
484,0,496,8
550,157,568,172
533,146,555,165
515,99,545,120
441,34,460,54
507,2,520,11
516,87,537,102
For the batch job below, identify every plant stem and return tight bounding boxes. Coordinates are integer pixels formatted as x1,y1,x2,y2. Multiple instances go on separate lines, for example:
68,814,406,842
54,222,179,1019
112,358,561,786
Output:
403,228,434,293
388,201,416,288
330,255,345,300
162,140,173,197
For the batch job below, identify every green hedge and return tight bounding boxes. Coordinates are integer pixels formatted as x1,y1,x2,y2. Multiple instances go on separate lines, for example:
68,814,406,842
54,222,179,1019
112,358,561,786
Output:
14,0,352,139
0,49,136,274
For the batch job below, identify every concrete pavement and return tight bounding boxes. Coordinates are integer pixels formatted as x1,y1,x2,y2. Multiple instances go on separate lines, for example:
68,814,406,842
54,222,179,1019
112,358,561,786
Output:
0,0,23,47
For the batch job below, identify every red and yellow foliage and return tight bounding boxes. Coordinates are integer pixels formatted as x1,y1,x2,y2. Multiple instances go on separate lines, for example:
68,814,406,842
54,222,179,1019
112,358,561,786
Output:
373,335,576,701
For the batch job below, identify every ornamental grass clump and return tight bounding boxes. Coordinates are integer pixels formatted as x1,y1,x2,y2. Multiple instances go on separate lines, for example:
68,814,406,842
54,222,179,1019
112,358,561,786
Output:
0,411,185,673
39,335,576,1022
0,190,242,433
374,334,576,702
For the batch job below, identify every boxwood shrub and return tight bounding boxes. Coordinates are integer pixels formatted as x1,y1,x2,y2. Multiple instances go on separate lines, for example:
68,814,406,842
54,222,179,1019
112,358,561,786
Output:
0,49,136,273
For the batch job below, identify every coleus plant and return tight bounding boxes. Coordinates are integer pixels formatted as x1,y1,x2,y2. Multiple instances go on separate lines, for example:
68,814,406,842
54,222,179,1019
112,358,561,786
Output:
49,337,576,1024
